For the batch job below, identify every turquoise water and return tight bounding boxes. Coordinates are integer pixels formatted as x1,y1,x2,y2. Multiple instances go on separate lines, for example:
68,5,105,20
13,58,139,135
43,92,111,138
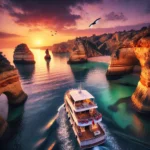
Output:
0,49,150,150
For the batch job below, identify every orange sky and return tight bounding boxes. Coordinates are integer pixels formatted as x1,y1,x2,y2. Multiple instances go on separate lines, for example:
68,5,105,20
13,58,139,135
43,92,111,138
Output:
0,0,150,48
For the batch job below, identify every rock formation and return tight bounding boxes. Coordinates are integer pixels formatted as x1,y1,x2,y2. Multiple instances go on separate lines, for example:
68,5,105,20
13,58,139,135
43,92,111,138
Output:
68,38,102,64
0,52,27,137
51,40,74,53
106,26,150,113
131,47,150,113
44,49,51,60
106,48,139,78
13,43,35,64
68,38,87,64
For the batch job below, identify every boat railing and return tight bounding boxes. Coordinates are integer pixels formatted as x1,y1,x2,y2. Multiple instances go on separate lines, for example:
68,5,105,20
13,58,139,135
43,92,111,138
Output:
80,135,105,147
77,113,102,124
75,102,97,110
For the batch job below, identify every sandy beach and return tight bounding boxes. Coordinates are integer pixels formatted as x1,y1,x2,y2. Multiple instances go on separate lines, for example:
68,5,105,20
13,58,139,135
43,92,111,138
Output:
88,56,111,64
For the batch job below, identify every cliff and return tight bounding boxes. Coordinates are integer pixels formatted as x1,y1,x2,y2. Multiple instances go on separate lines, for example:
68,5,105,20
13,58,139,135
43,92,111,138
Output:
51,40,75,53
106,26,150,77
68,38,87,64
0,52,27,137
68,37,102,64
106,26,150,113
13,43,35,64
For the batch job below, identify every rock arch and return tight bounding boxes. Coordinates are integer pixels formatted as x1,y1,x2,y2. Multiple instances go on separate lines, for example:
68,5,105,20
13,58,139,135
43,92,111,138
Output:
131,47,150,113
106,47,150,113
0,53,27,137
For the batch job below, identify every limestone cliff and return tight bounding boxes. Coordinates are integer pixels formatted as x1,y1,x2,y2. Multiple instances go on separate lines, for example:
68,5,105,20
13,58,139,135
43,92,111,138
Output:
87,26,150,55
68,38,102,64
68,38,88,64
106,26,150,113
0,52,27,137
13,43,35,64
131,47,150,113
51,40,74,53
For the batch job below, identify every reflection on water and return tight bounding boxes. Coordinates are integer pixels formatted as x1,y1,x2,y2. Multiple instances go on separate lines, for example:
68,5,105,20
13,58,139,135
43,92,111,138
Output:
15,64,35,80
0,102,25,148
70,64,90,82
0,94,8,120
45,59,50,73
0,49,150,150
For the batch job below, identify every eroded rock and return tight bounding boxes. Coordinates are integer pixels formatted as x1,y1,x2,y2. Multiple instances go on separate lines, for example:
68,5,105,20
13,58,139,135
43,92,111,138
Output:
13,43,35,64
0,53,27,137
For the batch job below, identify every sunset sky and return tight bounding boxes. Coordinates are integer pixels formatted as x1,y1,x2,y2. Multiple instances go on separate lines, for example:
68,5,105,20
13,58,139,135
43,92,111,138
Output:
0,0,150,48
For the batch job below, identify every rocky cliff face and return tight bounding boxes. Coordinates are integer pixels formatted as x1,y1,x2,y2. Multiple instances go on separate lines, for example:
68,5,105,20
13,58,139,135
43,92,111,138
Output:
68,37,102,63
106,26,150,113
86,26,150,55
51,40,75,53
131,47,150,113
106,27,150,77
68,38,88,64
106,48,139,78
13,43,35,64
0,53,27,137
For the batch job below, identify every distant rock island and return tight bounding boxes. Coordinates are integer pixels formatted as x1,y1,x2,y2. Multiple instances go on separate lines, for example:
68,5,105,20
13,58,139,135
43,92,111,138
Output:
44,49,51,60
13,43,35,64
0,52,27,137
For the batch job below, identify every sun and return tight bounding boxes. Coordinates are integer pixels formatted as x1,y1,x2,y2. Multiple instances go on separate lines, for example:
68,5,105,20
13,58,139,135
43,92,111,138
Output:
35,39,42,46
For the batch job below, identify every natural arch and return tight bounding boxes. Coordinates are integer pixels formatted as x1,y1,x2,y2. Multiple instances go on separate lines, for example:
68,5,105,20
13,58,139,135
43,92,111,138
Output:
0,53,27,137
106,47,150,113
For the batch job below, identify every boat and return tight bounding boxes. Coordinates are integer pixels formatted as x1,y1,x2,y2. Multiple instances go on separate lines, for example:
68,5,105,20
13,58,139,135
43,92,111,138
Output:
64,89,106,149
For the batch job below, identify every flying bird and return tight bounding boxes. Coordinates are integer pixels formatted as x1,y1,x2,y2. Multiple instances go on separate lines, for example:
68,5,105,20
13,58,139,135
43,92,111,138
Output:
89,18,101,28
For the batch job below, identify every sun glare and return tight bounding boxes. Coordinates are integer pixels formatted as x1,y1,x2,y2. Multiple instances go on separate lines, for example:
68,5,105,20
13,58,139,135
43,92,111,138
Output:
35,39,42,46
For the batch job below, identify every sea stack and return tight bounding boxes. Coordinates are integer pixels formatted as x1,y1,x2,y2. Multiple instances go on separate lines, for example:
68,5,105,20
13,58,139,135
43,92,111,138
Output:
0,52,27,137
68,38,88,64
106,48,139,79
44,49,51,60
13,43,35,64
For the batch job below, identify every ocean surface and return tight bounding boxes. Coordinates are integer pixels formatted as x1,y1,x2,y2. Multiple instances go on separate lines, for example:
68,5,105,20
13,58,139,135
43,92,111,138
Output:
0,49,150,150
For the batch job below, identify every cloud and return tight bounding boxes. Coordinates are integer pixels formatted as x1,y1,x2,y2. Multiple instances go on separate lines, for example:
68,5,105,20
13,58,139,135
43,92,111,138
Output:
145,4,150,14
0,32,22,38
1,0,102,29
28,28,42,33
105,11,127,21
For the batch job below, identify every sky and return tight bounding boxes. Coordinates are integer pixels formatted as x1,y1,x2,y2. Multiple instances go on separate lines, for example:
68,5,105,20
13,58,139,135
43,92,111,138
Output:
0,0,150,48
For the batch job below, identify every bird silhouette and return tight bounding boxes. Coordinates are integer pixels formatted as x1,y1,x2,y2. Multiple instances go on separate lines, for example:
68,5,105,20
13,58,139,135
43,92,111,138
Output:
89,18,101,28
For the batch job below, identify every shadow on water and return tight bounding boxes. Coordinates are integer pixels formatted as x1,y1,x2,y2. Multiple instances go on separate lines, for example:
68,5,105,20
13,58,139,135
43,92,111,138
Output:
52,53,69,58
0,103,25,148
108,97,131,112
69,62,108,83
15,64,35,79
70,64,90,82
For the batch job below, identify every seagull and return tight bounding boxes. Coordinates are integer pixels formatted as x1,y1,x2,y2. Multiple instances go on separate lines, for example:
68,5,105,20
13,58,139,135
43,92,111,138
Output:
89,18,101,28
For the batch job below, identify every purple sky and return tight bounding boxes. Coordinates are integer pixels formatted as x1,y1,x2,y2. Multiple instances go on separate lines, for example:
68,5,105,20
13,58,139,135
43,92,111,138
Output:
0,0,150,47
